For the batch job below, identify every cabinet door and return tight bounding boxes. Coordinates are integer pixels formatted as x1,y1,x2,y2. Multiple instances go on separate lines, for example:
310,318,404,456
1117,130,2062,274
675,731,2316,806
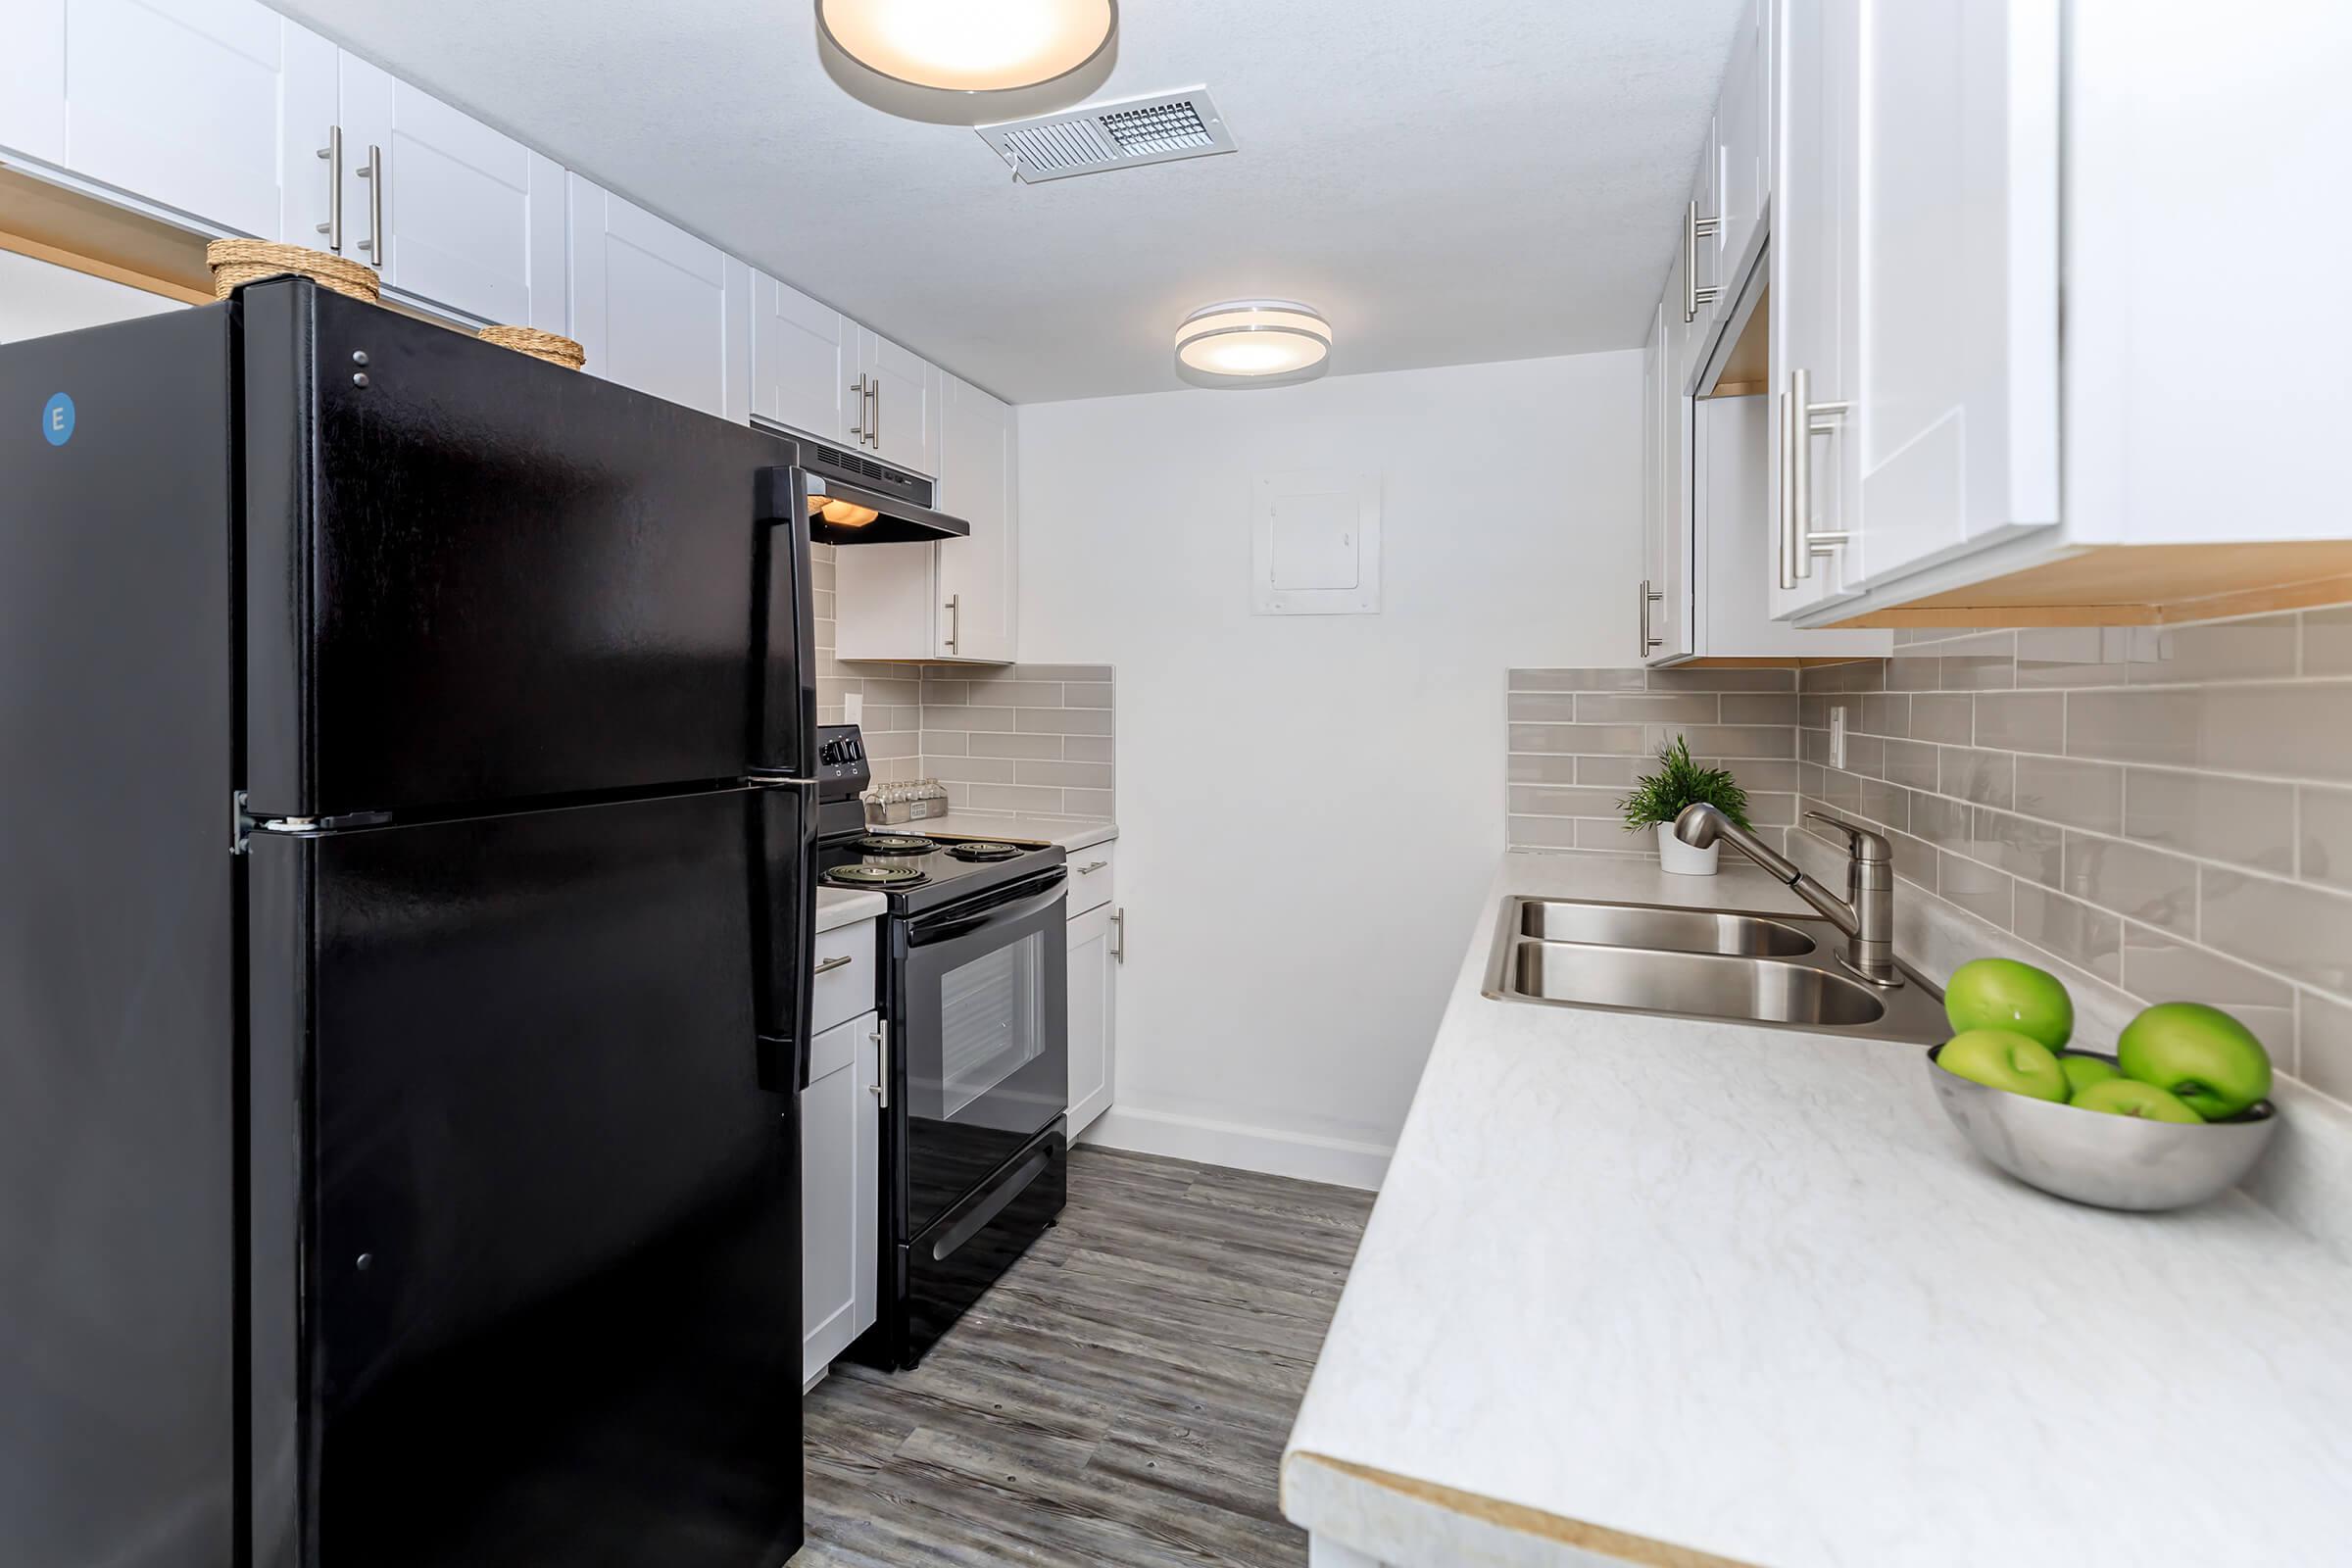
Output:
1639,300,1692,664
0,0,66,164
61,0,329,239
568,174,752,419
1714,0,1770,279
1850,0,2059,585
1684,118,1724,347
753,272,851,444
801,1010,879,1385
936,374,1017,662
1066,904,1115,1138
858,327,940,476
1767,0,1863,620
334,55,565,329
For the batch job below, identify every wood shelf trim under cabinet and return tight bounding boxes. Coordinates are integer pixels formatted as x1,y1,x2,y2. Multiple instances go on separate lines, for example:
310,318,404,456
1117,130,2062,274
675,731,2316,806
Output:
0,163,215,304
1286,1451,1757,1568
1823,542,2352,628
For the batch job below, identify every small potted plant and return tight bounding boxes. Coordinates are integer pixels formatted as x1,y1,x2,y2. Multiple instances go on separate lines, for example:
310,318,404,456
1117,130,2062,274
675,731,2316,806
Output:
1618,738,1751,875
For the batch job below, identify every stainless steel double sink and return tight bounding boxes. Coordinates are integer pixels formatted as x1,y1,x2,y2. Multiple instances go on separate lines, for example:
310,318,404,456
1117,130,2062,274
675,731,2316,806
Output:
1483,896,1948,1043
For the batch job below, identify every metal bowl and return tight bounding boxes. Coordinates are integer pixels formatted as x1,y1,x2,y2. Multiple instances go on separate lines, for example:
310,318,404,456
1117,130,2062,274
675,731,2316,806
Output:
1926,1047,2279,1211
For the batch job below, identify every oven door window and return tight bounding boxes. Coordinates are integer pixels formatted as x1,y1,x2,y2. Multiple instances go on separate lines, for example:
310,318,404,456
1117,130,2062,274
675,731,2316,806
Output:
933,930,1045,1120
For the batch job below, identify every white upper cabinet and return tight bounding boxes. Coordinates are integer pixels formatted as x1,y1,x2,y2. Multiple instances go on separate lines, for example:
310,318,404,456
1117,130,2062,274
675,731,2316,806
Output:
752,271,852,445
1766,0,1862,621
1847,0,2060,589
936,374,1017,663
1640,299,1693,663
325,55,566,328
29,0,329,239
567,174,752,420
1713,0,1771,284
835,369,1018,663
854,327,942,477
0,0,67,164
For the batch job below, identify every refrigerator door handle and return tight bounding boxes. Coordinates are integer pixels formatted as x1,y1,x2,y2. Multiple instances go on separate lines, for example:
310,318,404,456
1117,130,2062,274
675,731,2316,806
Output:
751,779,820,1092
753,466,818,781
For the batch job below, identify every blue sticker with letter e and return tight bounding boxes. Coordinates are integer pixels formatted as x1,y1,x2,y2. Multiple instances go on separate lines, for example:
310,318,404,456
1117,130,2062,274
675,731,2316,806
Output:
42,392,75,446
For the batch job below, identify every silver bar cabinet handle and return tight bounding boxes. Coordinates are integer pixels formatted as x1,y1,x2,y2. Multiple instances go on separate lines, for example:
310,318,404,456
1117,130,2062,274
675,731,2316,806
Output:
357,143,382,263
1110,908,1125,962
944,594,960,655
1684,200,1722,323
1778,386,1798,589
813,953,853,977
869,1022,889,1108
1076,859,1107,875
867,377,881,449
315,125,342,252
1638,578,1663,658
848,375,866,439
1787,367,1854,581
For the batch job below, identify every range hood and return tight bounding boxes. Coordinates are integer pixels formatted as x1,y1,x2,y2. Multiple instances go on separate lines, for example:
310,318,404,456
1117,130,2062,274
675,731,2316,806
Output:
774,437,971,546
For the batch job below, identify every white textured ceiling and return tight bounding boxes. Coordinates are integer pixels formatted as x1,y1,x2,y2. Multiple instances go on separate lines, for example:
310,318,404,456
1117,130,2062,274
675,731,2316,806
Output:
267,0,1746,403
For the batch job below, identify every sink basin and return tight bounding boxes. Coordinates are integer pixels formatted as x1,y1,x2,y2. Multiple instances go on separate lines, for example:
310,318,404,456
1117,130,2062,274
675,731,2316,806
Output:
1482,896,1948,1043
1517,899,1816,957
1508,942,1887,1026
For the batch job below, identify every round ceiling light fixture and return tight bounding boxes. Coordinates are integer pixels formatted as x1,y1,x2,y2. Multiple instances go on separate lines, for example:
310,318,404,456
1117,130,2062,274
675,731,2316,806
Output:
814,0,1119,125
1173,300,1334,389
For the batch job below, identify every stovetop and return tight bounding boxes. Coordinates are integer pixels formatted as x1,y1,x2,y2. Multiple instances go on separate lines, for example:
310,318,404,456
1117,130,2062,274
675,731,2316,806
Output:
812,721,1063,914
817,829,1063,915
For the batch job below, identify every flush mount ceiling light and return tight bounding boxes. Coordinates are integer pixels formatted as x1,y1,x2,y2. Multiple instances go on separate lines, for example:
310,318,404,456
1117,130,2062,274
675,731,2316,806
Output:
814,0,1118,125
1174,300,1334,389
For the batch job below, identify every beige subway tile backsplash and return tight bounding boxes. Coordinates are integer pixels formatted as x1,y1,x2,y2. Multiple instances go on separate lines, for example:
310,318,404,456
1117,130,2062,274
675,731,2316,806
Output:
1782,603,2352,1108
912,662,1117,818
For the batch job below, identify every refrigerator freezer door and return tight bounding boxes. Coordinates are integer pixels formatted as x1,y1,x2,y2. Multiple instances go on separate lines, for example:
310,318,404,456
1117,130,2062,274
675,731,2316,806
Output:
0,307,239,1567
240,280,815,818
247,789,804,1567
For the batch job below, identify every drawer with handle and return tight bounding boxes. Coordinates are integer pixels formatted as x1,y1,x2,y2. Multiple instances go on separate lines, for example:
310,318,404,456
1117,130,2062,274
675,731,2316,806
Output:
811,920,878,1036
1066,843,1117,917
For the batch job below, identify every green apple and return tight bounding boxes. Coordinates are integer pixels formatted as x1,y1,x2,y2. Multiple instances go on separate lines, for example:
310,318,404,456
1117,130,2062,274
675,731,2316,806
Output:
1937,1029,2070,1102
2058,1054,2122,1098
2116,1003,2273,1120
1944,958,2074,1052
2070,1078,2206,1124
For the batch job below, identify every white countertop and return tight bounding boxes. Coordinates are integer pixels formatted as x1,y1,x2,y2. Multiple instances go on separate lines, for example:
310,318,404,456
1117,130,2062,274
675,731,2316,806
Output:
813,886,886,933
1282,851,2352,1568
890,811,1117,853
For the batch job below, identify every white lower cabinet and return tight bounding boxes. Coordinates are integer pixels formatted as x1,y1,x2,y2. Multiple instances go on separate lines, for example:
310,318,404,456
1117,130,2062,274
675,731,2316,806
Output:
1065,863,1119,1139
801,1007,879,1388
566,173,751,420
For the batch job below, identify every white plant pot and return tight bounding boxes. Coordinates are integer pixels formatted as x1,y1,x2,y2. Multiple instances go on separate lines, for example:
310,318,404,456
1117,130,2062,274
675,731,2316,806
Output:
1655,821,1719,875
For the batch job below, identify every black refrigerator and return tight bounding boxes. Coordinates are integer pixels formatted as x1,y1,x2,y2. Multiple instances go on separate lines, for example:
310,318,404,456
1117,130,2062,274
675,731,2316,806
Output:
0,279,819,1568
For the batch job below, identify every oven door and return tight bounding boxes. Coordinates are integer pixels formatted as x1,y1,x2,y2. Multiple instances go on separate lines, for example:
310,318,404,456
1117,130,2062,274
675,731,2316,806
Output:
893,869,1069,1240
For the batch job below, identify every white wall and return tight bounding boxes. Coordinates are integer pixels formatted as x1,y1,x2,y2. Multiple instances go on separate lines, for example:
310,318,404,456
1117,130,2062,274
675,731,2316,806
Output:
0,250,185,342
1018,351,1642,1187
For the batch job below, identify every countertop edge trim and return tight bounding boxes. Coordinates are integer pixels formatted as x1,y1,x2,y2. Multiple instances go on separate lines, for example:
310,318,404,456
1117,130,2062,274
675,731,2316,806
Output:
1284,1451,1759,1568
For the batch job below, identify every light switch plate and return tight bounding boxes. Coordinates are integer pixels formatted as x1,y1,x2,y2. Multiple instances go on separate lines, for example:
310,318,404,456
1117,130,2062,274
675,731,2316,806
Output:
845,692,864,724
1829,706,1847,770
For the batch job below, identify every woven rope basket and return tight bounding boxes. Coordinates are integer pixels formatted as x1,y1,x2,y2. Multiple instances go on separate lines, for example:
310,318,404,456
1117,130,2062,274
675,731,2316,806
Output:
205,240,380,304
477,325,586,370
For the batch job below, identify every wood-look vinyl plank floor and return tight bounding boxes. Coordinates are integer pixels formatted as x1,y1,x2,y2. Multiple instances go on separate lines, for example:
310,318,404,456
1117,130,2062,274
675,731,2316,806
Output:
795,1147,1376,1567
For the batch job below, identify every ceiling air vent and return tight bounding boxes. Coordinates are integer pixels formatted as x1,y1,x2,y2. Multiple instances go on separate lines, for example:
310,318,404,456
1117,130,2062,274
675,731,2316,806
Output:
977,87,1236,184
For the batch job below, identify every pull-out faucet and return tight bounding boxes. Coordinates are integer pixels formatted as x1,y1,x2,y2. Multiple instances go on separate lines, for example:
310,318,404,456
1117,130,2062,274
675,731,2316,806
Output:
1673,804,1902,988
